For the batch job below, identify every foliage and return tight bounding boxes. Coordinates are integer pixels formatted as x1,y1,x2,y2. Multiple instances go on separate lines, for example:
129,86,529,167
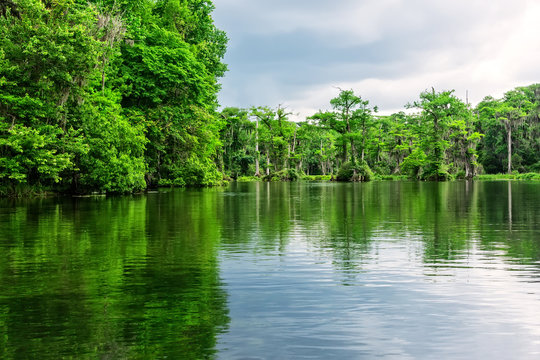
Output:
476,84,540,174
310,89,377,168
373,174,409,181
406,89,469,180
218,84,539,183
236,175,260,182
219,107,255,178
335,162,356,181
1,0,539,193
262,168,299,182
334,161,373,182
475,173,540,181
0,0,227,195
302,174,332,181
355,161,374,181
0,123,74,189
400,148,427,179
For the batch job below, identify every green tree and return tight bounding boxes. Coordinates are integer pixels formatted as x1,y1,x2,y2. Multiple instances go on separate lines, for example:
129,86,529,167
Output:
219,107,256,178
295,120,338,175
385,112,416,174
476,85,538,174
310,89,377,181
407,88,468,180
495,89,532,174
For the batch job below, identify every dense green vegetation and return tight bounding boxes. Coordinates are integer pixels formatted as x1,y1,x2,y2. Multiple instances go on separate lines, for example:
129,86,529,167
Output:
220,84,540,182
1,1,539,195
0,0,227,195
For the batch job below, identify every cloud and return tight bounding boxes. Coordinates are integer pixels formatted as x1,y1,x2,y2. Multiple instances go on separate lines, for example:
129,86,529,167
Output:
213,0,540,120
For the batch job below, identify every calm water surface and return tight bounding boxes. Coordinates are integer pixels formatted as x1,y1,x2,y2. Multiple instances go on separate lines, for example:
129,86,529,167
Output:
1,181,539,359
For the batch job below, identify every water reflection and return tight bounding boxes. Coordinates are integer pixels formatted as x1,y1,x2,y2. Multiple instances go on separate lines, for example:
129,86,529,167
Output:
217,181,540,359
0,192,229,359
221,181,540,267
1,181,540,359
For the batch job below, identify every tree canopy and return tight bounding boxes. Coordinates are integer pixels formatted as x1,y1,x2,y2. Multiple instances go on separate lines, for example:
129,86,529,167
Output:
0,0,227,195
1,1,539,195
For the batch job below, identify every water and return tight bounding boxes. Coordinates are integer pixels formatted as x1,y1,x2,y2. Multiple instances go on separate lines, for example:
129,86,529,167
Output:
1,181,539,359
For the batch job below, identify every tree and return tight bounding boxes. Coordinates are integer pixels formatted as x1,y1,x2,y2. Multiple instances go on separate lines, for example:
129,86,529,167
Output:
219,107,256,178
476,86,537,174
310,89,377,181
250,106,275,176
329,89,377,165
496,89,532,174
407,88,468,180
0,0,228,195
384,112,415,174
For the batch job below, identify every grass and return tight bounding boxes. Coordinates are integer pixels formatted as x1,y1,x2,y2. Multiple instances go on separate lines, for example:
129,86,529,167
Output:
372,174,409,181
236,176,261,182
301,175,332,181
475,173,540,181
235,172,540,183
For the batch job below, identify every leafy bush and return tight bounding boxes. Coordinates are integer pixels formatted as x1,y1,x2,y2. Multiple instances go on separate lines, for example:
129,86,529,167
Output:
336,161,372,182
420,160,451,181
401,148,427,179
163,156,224,187
302,175,332,181
454,170,466,180
236,176,261,182
527,161,540,172
372,161,392,176
336,162,354,181
76,93,147,194
375,175,408,181
0,123,74,189
518,172,540,180
355,162,374,181
262,168,299,181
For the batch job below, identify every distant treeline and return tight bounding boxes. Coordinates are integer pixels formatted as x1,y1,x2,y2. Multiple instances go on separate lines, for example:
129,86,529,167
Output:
1,1,539,196
220,84,540,182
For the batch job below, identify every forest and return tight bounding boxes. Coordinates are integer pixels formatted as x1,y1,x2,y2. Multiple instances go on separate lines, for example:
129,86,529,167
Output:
1,0,540,195
1,0,227,195
222,84,540,182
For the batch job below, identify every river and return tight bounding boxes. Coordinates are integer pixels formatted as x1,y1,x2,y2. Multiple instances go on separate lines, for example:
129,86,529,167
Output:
1,181,539,359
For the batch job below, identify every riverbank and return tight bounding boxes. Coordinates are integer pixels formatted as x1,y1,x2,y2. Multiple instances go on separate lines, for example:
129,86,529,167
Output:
474,173,540,181
235,173,540,182
3,172,539,198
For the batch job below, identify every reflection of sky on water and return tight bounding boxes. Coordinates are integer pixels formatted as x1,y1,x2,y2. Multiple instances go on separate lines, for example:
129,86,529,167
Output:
217,221,540,359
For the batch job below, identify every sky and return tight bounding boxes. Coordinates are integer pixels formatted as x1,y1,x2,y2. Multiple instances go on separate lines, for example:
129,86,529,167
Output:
212,0,540,120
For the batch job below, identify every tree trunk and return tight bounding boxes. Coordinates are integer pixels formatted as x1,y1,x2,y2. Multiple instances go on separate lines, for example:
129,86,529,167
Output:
350,139,356,164
507,122,512,174
465,159,472,179
254,119,260,177
286,144,290,169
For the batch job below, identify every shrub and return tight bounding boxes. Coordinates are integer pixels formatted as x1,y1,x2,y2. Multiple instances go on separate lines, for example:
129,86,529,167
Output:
336,161,372,182
336,162,354,181
401,148,427,179
302,175,332,181
236,176,260,182
455,170,466,180
262,168,299,181
355,162,373,181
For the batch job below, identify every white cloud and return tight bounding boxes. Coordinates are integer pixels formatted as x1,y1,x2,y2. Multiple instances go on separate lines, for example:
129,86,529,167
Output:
213,0,540,120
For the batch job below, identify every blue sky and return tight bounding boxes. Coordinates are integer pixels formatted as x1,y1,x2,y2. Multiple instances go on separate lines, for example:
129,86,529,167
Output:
213,0,540,120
